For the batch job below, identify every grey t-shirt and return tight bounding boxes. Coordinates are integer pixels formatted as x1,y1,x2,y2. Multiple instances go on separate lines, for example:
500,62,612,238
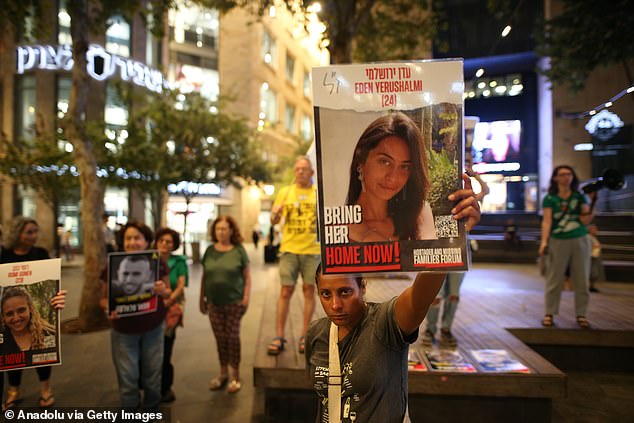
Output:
305,298,418,423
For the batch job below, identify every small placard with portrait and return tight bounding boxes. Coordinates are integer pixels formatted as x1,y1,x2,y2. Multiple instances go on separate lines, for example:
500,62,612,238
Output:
107,250,160,317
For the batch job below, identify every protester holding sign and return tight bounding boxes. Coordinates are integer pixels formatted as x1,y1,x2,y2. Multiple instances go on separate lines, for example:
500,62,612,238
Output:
0,216,66,408
306,174,480,423
99,220,170,411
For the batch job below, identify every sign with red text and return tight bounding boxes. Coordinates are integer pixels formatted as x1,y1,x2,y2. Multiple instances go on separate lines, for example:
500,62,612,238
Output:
313,60,468,273
0,259,62,371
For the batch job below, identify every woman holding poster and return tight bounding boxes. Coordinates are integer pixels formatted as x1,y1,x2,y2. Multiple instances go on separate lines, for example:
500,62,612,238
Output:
346,112,436,242
99,220,171,411
306,174,480,423
0,216,67,408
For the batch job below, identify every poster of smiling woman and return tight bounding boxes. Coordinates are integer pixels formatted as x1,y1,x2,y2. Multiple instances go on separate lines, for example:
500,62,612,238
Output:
107,251,159,317
0,259,62,370
312,60,468,274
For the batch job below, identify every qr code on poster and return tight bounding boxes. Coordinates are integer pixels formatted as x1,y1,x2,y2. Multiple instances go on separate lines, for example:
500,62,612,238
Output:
434,215,458,238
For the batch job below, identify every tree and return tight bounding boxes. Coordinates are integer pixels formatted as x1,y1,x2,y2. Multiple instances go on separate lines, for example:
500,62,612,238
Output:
111,89,270,243
0,133,81,235
0,0,177,331
535,0,634,92
208,0,440,63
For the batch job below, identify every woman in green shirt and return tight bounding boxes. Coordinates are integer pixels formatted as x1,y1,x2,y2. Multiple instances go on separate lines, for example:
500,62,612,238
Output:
200,215,251,394
155,227,188,403
539,165,595,328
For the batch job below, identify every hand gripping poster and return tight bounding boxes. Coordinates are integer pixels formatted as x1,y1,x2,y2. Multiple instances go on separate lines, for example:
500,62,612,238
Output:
108,251,160,317
0,259,62,370
312,60,467,273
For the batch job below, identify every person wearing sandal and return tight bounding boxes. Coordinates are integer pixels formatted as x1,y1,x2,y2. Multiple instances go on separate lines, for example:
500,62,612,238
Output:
269,156,321,356
0,216,67,409
305,176,481,422
539,165,595,329
200,216,251,394
155,227,189,403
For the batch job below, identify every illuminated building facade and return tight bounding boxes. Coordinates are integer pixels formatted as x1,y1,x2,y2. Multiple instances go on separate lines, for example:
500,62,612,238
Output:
0,0,328,251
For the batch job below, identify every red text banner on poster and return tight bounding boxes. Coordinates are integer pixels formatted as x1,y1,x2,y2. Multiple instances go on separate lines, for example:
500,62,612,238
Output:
324,242,401,273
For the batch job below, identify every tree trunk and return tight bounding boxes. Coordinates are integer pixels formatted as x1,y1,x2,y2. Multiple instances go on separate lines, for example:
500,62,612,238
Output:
330,35,353,64
66,0,108,331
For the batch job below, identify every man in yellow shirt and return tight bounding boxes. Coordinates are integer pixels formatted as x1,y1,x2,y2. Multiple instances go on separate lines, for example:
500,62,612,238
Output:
268,156,321,355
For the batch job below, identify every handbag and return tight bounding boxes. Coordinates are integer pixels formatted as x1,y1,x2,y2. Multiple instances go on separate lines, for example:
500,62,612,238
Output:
538,247,549,276
165,302,183,329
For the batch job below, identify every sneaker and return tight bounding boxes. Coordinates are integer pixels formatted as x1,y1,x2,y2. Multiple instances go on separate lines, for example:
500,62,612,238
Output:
422,330,435,346
439,329,457,347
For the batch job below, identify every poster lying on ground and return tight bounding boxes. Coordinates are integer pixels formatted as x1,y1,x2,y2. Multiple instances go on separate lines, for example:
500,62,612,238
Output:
108,251,159,317
424,348,477,373
312,60,467,274
408,348,427,372
470,349,530,373
0,259,62,371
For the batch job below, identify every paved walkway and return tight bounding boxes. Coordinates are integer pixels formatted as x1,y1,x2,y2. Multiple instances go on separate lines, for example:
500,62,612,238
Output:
12,245,634,422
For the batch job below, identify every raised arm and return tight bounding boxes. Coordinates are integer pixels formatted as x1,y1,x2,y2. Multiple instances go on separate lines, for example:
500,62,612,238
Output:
395,174,480,335
395,272,446,335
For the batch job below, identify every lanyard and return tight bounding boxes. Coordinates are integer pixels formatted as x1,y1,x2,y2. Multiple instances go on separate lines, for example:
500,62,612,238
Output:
328,322,341,423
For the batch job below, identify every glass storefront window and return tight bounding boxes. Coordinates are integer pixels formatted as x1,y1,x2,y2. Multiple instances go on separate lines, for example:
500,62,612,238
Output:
58,200,80,247
169,1,218,49
284,103,296,134
105,84,128,126
17,186,36,218
166,197,218,253
259,83,277,123
105,84,129,151
303,70,311,98
286,53,295,83
56,77,73,151
106,15,131,57
262,31,277,67
58,0,72,45
105,187,130,226
301,114,313,141
168,64,219,100
15,75,36,142
476,173,538,212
